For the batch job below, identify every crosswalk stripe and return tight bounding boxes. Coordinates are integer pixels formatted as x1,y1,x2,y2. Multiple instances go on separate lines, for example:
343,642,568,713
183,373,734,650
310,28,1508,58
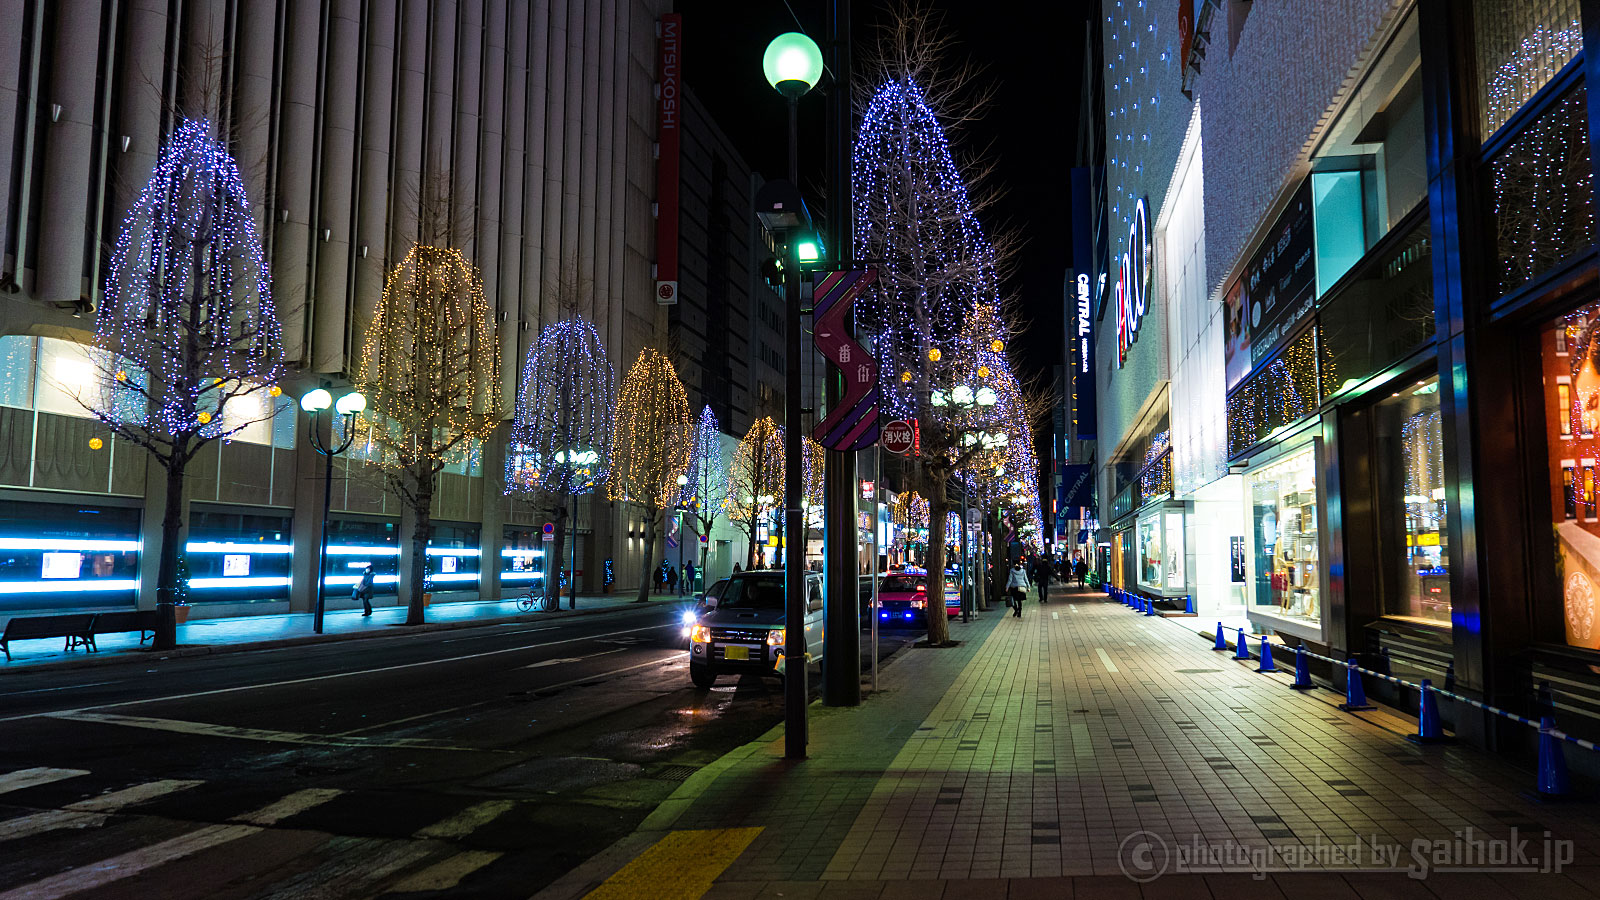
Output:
0,779,203,843
0,768,89,795
413,800,516,839
0,823,261,899
232,788,344,826
44,711,501,753
384,850,503,892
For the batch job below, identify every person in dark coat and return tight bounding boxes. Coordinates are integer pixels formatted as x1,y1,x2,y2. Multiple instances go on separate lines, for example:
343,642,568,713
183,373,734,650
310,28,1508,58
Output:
1033,558,1050,604
667,565,679,595
354,564,376,616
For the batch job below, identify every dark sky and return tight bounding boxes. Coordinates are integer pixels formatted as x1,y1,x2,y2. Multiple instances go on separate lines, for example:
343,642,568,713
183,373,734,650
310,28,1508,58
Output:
673,1,1093,390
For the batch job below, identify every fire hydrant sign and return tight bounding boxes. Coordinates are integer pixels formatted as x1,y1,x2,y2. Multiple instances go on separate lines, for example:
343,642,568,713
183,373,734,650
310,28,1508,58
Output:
881,419,916,456
812,268,880,451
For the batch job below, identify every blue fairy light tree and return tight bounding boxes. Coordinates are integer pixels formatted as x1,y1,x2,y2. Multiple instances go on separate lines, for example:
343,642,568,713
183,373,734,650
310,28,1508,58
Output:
680,405,730,581
505,314,615,609
86,118,286,650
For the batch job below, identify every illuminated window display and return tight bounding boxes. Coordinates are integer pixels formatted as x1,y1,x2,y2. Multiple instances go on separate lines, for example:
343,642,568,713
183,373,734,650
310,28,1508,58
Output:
0,501,140,612
1135,509,1187,595
1544,303,1600,650
1246,447,1320,625
1375,378,1451,624
185,509,293,603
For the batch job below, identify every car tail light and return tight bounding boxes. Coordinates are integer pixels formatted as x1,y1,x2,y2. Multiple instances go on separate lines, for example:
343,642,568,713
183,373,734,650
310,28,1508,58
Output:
911,592,927,609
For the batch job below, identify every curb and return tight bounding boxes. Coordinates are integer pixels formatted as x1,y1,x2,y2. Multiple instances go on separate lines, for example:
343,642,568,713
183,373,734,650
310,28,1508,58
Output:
0,601,657,675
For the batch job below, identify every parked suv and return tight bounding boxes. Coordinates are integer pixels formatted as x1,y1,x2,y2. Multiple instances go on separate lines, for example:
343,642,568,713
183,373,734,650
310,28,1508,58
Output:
687,569,825,688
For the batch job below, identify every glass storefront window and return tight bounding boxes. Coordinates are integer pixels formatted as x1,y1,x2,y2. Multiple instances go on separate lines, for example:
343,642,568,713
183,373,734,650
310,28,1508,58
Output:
1375,378,1451,624
1474,0,1582,139
1543,303,1600,650
186,509,293,604
1136,509,1187,594
0,501,140,612
1246,446,1320,624
1487,86,1594,297
1138,516,1161,589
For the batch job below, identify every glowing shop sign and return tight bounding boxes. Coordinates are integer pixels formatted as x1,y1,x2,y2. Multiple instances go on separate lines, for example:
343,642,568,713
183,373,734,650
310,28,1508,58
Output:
1116,197,1152,368
1076,273,1092,375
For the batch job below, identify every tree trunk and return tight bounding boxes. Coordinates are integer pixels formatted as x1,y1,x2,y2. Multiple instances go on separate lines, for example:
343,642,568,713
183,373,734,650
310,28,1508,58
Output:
744,521,756,570
924,476,951,645
152,457,187,650
547,504,568,609
405,467,432,625
635,506,658,602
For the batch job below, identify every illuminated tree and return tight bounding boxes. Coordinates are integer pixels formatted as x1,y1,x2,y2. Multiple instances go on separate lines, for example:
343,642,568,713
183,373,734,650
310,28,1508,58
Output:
609,349,692,602
84,117,285,649
854,13,1014,643
727,416,785,570
506,314,615,609
681,405,730,579
355,242,501,625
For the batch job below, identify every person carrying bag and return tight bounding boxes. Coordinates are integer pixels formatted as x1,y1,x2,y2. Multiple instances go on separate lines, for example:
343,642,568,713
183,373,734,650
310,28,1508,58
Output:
1006,562,1031,618
354,564,376,617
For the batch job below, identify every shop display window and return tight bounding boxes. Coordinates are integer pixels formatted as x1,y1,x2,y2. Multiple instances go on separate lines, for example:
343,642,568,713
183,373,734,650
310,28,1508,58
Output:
0,501,140,613
186,509,293,603
1487,86,1593,297
1374,378,1451,624
1543,302,1600,650
1136,510,1187,593
1246,447,1320,624
1474,0,1582,139
1137,517,1161,589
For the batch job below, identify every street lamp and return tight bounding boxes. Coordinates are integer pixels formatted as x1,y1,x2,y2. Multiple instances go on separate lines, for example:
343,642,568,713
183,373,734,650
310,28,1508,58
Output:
762,28,822,761
303,387,366,634
553,447,598,608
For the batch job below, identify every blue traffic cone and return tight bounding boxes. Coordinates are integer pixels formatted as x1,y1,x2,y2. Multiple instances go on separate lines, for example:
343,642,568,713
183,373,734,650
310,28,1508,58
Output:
1408,679,1450,744
1184,595,1196,614
1213,624,1228,652
1144,597,1157,616
1234,630,1252,660
1339,658,1375,711
1536,716,1571,799
1256,637,1277,673
1289,645,1314,690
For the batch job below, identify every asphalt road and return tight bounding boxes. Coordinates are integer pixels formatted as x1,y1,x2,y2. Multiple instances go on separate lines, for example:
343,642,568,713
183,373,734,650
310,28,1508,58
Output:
0,604,918,899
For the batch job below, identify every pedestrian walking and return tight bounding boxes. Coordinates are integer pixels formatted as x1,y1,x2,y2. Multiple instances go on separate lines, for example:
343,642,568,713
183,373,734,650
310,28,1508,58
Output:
1075,557,1088,588
1006,561,1030,618
353,564,375,616
1033,558,1050,604
667,565,679,595
684,561,696,594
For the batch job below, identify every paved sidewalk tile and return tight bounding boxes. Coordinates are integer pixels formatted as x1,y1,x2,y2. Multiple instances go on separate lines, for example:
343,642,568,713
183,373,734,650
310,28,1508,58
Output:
613,589,1600,899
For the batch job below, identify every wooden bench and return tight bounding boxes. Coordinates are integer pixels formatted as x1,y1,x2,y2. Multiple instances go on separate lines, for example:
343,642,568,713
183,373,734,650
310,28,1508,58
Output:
0,614,98,661
87,610,160,649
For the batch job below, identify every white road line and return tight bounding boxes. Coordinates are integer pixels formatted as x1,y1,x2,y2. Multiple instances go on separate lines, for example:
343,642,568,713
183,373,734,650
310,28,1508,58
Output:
1095,648,1119,673
522,648,624,669
386,850,504,892
0,680,122,697
232,787,344,825
0,823,260,899
0,622,674,724
414,800,516,839
44,711,506,753
0,768,88,795
441,626,559,643
0,779,203,843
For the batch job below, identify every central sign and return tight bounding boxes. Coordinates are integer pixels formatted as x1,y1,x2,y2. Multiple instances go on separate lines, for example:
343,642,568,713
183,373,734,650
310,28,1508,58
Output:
1115,197,1152,368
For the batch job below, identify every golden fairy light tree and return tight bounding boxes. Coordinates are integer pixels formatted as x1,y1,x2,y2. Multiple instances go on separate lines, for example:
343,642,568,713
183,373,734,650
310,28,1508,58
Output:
355,243,500,625
727,416,785,570
609,348,692,602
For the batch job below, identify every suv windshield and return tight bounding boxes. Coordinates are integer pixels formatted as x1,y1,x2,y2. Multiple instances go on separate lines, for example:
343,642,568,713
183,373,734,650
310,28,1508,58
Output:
717,577,786,610
880,575,923,593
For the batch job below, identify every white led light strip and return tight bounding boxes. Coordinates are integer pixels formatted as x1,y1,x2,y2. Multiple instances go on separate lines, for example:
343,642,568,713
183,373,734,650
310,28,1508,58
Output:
0,579,140,594
186,542,293,554
0,538,140,552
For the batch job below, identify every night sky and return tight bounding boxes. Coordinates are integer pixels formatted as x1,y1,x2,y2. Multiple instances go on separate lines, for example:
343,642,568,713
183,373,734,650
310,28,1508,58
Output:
674,0,1094,393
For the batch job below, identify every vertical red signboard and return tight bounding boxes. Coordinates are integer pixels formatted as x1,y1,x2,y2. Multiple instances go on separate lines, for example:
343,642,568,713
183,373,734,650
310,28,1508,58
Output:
656,14,682,305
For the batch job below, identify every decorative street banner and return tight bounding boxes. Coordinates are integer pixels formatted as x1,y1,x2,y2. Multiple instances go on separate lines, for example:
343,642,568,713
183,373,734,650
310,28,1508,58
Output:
813,268,880,451
654,14,682,305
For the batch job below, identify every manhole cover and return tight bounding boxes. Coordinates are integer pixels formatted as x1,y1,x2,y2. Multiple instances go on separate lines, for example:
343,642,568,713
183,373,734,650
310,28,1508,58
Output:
652,764,699,782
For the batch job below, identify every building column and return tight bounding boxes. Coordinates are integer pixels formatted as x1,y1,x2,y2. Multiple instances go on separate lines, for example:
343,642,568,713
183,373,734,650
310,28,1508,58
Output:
480,426,508,601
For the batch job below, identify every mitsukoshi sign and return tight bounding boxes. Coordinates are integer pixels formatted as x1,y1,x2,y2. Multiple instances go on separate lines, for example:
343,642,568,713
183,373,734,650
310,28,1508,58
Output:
1116,197,1152,368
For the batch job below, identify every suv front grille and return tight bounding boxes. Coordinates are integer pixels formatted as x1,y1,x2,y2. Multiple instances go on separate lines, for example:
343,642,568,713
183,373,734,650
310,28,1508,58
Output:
711,627,770,643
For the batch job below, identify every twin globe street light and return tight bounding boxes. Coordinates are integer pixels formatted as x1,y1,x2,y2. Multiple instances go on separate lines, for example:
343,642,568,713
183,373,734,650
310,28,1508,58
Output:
302,387,366,634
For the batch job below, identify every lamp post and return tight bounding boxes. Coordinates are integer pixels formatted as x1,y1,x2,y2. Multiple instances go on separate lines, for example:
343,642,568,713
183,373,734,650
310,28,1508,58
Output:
302,387,366,634
675,473,689,592
762,30,823,760
933,381,1001,616
555,447,598,608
